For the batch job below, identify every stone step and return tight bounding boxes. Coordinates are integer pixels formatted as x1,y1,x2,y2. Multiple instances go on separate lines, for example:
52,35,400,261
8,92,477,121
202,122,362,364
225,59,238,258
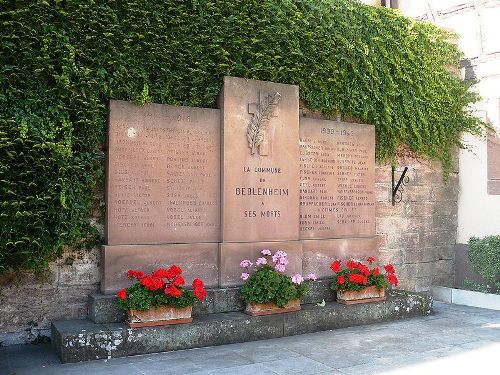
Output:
53,291,432,363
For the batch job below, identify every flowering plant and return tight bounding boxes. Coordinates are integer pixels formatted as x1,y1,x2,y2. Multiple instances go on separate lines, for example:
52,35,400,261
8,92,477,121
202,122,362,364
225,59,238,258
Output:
330,257,398,292
240,249,317,307
116,265,207,311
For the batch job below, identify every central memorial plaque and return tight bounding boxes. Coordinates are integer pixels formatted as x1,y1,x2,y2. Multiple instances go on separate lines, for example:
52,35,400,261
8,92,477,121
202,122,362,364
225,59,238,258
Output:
219,77,300,242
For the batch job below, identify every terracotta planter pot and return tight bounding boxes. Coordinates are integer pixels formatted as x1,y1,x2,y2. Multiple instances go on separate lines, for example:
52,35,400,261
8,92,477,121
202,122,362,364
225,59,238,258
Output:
127,305,193,328
245,298,301,316
337,286,386,305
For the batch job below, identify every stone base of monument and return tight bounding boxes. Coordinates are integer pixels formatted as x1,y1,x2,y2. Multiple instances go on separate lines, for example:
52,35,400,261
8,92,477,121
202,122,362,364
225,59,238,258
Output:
52,285,432,363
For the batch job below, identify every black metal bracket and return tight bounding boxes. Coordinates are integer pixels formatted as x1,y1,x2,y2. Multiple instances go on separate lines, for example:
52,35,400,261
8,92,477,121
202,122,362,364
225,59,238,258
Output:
392,166,409,206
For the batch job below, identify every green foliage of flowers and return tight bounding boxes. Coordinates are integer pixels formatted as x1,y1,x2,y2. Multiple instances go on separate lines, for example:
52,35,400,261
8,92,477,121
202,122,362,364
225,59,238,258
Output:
466,236,500,293
0,0,484,275
241,265,308,307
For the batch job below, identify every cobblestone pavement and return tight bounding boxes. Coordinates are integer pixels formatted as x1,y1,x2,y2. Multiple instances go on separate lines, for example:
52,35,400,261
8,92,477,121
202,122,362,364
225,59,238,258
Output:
1,301,499,375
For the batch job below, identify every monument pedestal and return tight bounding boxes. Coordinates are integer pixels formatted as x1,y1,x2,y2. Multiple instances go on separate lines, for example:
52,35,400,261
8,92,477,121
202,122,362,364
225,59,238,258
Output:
53,289,432,363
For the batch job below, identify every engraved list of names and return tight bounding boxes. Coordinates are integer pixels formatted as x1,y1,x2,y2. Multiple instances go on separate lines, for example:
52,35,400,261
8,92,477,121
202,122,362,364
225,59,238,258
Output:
106,100,220,245
299,117,375,239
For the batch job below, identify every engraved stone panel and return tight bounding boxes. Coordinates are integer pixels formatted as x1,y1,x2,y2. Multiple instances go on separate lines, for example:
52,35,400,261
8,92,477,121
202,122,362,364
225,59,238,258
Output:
101,244,219,293
220,77,300,242
302,238,378,279
299,118,375,239
219,241,303,287
106,100,220,245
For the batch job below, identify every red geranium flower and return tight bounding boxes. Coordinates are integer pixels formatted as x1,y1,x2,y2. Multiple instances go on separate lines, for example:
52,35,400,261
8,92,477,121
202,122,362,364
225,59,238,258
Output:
367,256,375,264
337,275,346,285
330,259,342,273
127,269,144,279
168,265,182,277
165,284,183,297
358,264,370,276
117,289,127,300
141,276,164,291
388,274,398,287
384,264,396,274
346,260,357,270
349,273,367,285
372,267,380,276
194,287,207,301
172,276,185,287
152,268,169,279
192,278,204,289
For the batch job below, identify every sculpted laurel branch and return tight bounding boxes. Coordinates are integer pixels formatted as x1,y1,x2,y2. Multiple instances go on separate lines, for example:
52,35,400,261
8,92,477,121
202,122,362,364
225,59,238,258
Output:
246,92,281,155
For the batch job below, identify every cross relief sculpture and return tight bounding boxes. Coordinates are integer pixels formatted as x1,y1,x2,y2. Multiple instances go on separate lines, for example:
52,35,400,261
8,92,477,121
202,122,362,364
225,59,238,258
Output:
246,91,281,156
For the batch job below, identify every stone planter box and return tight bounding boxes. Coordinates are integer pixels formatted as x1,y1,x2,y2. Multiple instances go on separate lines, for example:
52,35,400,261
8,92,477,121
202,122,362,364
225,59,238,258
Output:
245,299,301,316
432,286,500,311
337,286,386,305
127,305,193,328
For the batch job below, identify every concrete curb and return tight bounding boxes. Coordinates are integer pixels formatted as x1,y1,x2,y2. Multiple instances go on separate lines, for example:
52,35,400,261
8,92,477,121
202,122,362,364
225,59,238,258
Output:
432,286,500,311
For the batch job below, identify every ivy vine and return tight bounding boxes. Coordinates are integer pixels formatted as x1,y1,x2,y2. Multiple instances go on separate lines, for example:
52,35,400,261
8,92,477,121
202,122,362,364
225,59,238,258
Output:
0,0,484,275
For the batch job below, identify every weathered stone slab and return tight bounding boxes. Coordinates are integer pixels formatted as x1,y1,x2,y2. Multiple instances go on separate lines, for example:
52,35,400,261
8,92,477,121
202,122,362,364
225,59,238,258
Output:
106,100,220,245
101,244,219,294
219,241,303,287
299,117,375,238
88,294,127,324
220,76,300,242
283,291,432,336
53,291,432,363
302,237,378,279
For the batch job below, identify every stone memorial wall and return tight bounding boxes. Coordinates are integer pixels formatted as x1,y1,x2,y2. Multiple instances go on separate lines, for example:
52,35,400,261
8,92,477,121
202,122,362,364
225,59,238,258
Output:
103,77,377,293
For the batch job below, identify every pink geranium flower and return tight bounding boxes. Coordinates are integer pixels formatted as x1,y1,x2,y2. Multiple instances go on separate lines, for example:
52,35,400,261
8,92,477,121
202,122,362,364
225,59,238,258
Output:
275,263,286,273
291,274,304,284
240,259,253,269
256,257,267,266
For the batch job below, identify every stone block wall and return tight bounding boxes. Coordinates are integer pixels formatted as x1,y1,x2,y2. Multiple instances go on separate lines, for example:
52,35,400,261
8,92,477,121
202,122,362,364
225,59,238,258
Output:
375,160,459,292
0,158,458,344
0,249,100,345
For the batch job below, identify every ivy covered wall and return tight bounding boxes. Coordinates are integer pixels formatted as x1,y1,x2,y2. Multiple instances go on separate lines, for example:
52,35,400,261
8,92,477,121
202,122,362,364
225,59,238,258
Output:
0,0,484,275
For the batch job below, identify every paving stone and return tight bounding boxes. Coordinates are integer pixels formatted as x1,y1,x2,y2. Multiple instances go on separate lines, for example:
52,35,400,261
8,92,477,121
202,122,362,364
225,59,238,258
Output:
233,344,302,362
189,351,254,370
261,357,333,375
195,363,279,375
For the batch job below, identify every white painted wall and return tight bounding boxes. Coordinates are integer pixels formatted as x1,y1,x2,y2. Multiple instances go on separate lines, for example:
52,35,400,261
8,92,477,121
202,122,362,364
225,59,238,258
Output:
397,0,500,244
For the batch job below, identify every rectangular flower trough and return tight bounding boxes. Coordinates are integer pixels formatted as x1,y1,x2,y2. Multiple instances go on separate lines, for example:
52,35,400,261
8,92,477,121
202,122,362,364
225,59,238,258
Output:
337,286,386,305
127,305,193,328
245,299,301,316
